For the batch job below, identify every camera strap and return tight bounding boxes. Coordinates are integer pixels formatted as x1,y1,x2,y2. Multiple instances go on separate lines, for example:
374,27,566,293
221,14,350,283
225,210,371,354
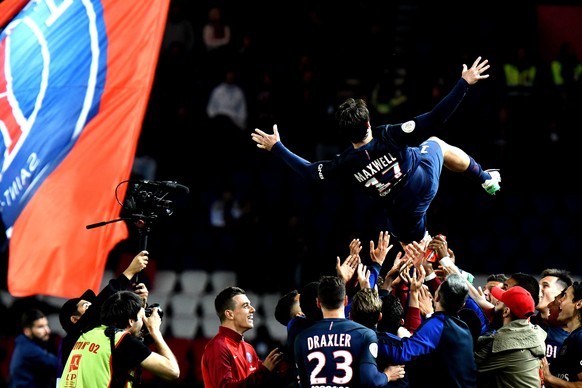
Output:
105,326,141,387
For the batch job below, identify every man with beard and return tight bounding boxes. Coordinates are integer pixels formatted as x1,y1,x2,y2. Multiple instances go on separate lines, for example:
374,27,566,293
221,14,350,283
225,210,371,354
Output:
474,286,547,387
8,309,58,388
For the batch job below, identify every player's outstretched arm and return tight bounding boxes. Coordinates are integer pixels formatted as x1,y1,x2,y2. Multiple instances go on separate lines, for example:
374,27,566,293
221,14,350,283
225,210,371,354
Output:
252,124,281,151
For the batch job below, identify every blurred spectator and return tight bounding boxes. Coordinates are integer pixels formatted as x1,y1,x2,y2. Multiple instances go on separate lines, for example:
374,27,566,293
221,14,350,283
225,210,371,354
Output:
370,65,412,123
206,68,248,162
546,41,582,149
498,45,543,153
161,1,195,55
206,68,248,131
207,185,242,271
8,309,57,388
202,6,233,82
202,6,231,52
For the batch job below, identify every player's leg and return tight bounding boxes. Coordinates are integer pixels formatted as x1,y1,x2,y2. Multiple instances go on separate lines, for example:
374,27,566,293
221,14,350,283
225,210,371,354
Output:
428,136,501,195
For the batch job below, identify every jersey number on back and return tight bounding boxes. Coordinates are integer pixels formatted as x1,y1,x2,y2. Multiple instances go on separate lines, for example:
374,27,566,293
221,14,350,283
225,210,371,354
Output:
308,350,354,385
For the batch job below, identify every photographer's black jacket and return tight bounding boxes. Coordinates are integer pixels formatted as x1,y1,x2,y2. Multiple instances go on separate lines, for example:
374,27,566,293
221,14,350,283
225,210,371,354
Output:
57,274,133,378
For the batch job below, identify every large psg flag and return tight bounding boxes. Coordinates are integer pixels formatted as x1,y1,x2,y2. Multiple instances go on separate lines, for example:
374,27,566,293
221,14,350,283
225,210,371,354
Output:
0,0,170,297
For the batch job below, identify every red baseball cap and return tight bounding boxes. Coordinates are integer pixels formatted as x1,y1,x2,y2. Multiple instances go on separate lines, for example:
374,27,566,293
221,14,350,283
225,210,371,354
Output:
491,286,535,319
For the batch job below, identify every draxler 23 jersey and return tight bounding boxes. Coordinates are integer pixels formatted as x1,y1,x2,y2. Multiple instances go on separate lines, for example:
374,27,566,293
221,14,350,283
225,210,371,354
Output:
294,318,388,388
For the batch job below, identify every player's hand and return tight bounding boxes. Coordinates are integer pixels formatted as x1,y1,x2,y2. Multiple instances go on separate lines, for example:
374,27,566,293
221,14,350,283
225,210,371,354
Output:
370,230,392,266
252,124,280,151
462,56,490,85
262,348,284,371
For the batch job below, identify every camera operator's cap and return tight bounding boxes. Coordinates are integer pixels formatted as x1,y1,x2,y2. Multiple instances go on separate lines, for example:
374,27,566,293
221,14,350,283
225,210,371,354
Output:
59,289,96,333
491,285,535,319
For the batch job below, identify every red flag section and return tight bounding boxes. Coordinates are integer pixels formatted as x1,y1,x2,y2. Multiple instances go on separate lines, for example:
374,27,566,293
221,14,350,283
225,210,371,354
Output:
0,0,29,27
1,0,170,297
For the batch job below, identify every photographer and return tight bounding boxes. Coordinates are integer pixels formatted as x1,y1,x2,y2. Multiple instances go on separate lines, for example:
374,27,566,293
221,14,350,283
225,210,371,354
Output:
57,250,150,384
59,291,179,387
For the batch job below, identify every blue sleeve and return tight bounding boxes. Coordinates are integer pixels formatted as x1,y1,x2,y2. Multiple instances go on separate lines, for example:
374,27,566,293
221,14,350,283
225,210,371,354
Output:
379,315,444,363
28,342,58,369
414,78,469,130
368,263,381,290
359,329,389,387
271,141,324,180
464,296,490,335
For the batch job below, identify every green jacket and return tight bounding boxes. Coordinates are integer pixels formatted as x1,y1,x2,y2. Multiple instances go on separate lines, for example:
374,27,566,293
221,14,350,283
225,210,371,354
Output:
59,325,136,388
474,319,547,388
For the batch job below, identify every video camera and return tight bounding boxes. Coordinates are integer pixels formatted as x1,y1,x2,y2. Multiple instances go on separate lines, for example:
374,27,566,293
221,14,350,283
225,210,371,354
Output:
123,180,189,219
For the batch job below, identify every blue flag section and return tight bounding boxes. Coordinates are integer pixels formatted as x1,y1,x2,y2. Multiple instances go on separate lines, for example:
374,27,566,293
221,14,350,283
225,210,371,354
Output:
0,0,107,233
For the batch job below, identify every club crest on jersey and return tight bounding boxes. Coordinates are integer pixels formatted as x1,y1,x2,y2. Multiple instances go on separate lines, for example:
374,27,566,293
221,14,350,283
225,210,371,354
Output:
0,0,107,235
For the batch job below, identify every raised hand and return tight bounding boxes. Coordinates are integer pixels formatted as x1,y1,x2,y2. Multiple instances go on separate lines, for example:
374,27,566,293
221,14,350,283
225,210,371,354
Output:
251,124,280,151
370,230,392,266
349,238,363,257
462,56,490,85
356,263,371,290
336,254,360,285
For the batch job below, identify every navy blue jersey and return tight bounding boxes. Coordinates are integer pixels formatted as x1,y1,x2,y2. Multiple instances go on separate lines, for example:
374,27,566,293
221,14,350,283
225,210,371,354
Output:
376,332,409,388
543,325,570,364
285,316,318,388
271,78,470,243
550,326,582,382
294,318,388,388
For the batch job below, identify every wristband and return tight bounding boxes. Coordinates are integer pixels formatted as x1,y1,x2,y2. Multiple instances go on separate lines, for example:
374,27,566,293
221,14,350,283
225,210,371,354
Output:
424,272,437,282
439,256,454,268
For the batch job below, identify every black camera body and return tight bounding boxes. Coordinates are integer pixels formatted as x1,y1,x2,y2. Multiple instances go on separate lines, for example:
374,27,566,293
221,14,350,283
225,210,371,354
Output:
141,303,164,338
124,182,174,219
144,303,164,320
